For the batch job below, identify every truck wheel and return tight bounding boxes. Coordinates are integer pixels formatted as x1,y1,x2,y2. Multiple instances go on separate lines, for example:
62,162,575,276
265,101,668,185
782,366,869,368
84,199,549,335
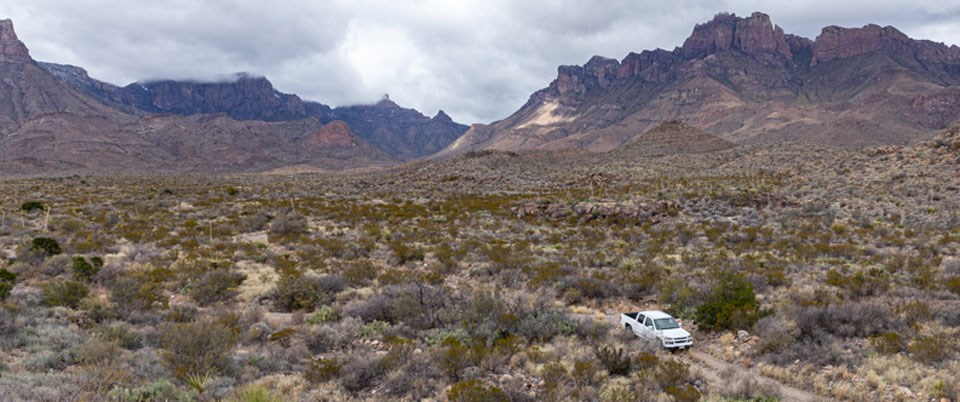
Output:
624,324,632,331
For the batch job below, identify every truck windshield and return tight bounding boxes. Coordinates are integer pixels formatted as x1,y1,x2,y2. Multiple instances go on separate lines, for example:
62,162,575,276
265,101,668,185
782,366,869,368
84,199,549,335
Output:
654,318,679,330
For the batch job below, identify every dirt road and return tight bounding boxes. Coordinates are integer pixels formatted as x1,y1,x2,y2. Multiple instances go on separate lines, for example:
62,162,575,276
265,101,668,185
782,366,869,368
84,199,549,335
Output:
681,349,817,402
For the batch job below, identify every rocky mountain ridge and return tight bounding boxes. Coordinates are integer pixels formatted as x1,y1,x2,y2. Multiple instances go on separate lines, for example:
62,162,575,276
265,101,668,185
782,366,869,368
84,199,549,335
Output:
440,12,960,157
37,63,468,160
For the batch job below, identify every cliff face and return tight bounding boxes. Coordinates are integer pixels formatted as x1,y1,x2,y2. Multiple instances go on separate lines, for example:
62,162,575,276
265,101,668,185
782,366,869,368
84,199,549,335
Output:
120,75,323,122
440,12,960,157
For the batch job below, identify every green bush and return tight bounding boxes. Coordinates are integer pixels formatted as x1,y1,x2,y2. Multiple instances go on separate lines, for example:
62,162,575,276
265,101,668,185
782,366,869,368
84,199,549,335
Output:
0,268,15,301
20,200,45,213
72,256,99,282
447,379,510,402
695,271,762,330
31,237,62,257
43,280,89,308
306,305,339,324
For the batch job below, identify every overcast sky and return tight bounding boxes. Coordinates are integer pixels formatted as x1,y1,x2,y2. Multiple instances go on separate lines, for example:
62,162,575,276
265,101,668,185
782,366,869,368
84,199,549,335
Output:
2,0,960,124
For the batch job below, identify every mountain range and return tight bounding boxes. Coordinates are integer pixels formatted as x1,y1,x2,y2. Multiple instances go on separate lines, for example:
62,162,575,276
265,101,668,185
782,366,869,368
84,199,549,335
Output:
0,18,466,174
439,12,960,157
3,12,960,174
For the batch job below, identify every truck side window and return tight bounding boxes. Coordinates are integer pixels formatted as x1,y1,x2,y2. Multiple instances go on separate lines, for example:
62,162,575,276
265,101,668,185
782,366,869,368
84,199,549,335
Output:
644,317,653,328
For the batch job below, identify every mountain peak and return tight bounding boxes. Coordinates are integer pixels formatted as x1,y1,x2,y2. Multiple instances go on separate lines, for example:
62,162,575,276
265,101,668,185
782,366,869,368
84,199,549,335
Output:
680,12,792,62
376,94,401,109
433,110,453,122
0,19,31,63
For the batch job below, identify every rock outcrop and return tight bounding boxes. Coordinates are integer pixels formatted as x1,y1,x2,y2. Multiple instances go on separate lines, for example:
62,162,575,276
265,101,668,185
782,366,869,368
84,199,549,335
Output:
0,19,30,63
681,12,791,62
811,24,911,65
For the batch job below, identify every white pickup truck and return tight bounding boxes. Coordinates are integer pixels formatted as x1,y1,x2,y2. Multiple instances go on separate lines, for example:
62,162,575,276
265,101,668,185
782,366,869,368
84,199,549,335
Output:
620,310,693,350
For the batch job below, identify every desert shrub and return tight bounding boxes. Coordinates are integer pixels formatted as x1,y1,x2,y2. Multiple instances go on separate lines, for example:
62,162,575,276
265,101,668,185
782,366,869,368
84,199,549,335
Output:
343,294,396,323
436,336,481,381
0,268,16,301
599,384,641,402
796,302,898,338
343,260,378,286
42,280,89,308
109,275,164,316
71,256,99,282
20,200,46,213
515,310,577,342
165,304,199,323
304,317,363,353
559,276,619,303
870,332,904,355
594,345,631,376
541,361,570,396
752,314,799,354
159,319,238,379
717,376,781,401
40,254,72,276
825,267,889,297
230,385,283,402
650,358,691,389
447,379,510,402
907,325,958,364
0,308,16,341
240,211,271,231
360,320,389,338
273,273,334,311
30,237,62,257
695,271,762,330
190,270,246,305
388,240,425,266
945,275,960,295
268,327,297,346
658,277,702,317
340,355,383,394
304,357,342,383
94,322,141,349
268,211,307,236
306,305,339,324
572,359,598,388
664,384,701,402
108,379,190,402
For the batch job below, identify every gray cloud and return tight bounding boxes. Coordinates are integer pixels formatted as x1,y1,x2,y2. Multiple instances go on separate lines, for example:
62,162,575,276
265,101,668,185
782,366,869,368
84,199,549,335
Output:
2,0,959,123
